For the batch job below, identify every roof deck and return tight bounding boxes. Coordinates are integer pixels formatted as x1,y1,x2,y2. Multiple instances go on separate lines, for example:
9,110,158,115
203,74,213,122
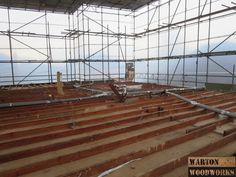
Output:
0,81,235,177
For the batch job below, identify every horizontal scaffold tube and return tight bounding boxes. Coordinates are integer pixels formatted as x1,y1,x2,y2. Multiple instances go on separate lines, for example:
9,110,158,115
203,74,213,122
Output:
127,87,204,96
0,92,110,108
0,87,202,108
166,91,236,118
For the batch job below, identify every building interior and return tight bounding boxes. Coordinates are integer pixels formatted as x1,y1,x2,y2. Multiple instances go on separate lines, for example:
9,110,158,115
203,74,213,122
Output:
0,0,235,177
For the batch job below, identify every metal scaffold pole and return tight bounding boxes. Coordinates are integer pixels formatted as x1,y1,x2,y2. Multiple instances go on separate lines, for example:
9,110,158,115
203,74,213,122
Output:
87,17,91,81
183,0,187,87
65,37,69,82
45,12,50,83
47,21,53,83
125,25,127,77
82,5,86,82
157,0,161,84
147,4,150,83
232,64,235,85
107,25,110,79
101,7,104,82
77,10,81,82
118,9,120,81
133,11,136,82
206,0,212,84
72,14,76,81
196,0,201,88
7,8,15,85
167,0,170,85
68,14,72,81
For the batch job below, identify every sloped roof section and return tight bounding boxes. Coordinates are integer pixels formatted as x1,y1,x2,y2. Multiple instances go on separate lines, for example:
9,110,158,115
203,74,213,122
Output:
0,0,158,13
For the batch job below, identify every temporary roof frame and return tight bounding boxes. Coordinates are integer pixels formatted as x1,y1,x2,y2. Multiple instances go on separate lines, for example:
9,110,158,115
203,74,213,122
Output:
0,0,159,13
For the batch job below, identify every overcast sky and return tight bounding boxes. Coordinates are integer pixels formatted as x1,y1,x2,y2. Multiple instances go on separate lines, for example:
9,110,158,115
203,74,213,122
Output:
0,0,236,84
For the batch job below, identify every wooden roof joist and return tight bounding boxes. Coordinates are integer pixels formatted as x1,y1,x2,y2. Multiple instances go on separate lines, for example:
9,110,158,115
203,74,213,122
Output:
0,82,235,177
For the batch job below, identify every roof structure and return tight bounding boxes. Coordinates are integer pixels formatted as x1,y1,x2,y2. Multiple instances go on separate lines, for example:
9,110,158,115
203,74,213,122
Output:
0,0,157,13
0,82,235,177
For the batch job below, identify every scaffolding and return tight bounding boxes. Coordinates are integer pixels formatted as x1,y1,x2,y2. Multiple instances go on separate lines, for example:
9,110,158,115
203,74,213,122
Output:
0,0,235,87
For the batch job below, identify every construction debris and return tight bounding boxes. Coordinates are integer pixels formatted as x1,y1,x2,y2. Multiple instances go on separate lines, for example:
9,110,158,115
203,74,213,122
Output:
97,158,141,177
109,84,128,102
